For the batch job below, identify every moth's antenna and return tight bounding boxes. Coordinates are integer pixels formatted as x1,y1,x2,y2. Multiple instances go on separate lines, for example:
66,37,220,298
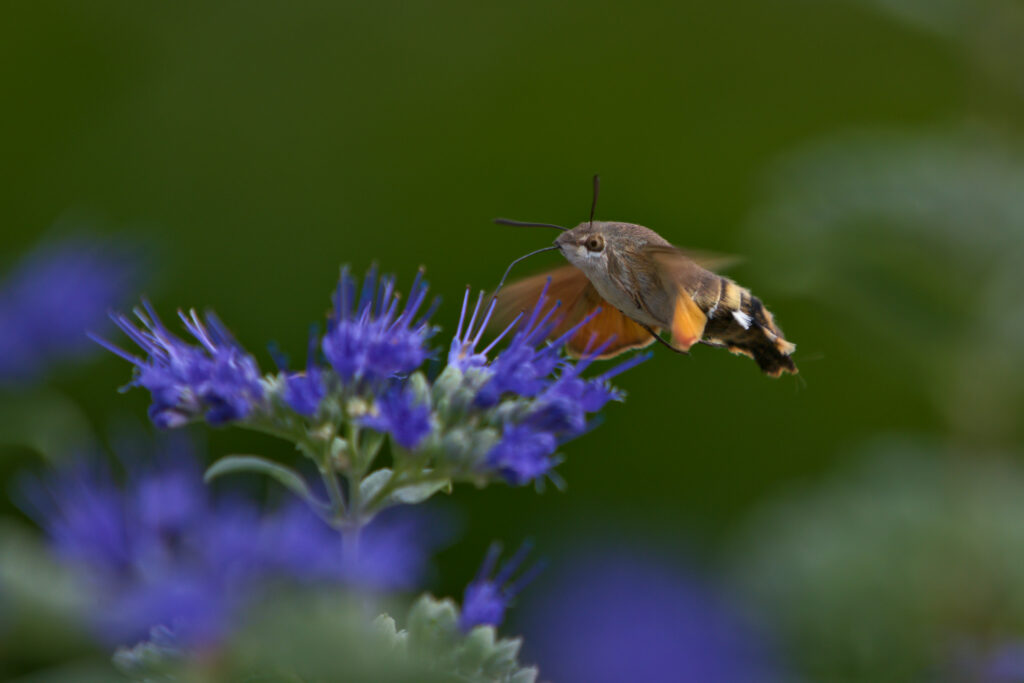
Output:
493,218,568,232
588,174,600,230
492,245,560,297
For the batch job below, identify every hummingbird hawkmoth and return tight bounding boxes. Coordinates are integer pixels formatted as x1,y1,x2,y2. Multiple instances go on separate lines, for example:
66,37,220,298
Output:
491,177,798,377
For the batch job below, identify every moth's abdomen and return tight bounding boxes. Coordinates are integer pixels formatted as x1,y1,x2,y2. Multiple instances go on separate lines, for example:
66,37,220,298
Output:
698,277,798,377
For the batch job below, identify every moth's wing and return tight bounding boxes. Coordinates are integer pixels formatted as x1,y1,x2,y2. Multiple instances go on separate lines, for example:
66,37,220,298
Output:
492,264,592,332
645,244,742,276
643,245,713,351
668,291,707,351
576,303,659,359
674,248,743,273
494,265,657,359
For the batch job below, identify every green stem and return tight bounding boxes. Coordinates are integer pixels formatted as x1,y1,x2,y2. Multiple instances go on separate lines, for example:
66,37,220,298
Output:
317,459,347,524
341,422,367,564
348,422,363,473
342,522,362,569
347,426,366,523
244,417,352,525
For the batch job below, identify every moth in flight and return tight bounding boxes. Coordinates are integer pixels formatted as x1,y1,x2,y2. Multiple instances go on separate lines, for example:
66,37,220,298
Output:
492,177,797,377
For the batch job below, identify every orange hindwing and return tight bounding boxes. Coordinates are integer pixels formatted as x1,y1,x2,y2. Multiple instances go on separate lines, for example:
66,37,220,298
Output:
493,265,656,359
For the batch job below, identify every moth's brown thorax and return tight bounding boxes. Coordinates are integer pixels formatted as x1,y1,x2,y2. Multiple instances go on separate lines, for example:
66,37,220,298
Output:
554,222,675,328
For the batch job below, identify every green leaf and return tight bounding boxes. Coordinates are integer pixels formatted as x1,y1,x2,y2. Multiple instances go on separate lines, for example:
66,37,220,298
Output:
509,668,538,683
457,625,497,673
397,594,539,682
407,595,459,659
408,371,431,405
372,614,398,639
360,468,394,502
114,625,184,679
361,470,451,513
483,636,522,678
204,455,326,509
389,479,450,505
360,429,387,464
431,365,463,403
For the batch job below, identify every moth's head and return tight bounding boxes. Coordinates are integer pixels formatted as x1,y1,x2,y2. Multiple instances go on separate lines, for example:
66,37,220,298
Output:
556,221,655,275
554,221,616,276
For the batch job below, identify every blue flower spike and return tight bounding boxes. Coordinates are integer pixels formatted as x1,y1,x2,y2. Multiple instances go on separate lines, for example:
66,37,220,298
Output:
90,302,265,429
361,382,433,450
278,325,327,417
447,288,522,372
459,540,545,632
94,265,648,533
474,287,652,485
321,266,438,385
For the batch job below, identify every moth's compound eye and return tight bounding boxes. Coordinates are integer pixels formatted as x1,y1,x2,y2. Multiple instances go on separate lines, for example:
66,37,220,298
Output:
586,235,605,252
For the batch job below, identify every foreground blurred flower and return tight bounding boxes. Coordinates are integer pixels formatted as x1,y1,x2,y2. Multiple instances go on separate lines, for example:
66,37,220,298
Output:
96,266,647,537
523,546,783,683
460,541,543,632
0,236,140,382
950,641,1024,683
17,438,442,647
117,592,540,683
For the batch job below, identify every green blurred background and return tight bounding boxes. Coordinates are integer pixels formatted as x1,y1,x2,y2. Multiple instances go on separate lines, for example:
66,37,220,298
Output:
4,1,1023,680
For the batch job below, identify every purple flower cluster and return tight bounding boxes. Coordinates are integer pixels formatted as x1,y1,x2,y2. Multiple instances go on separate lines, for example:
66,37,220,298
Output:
279,327,327,417
360,383,433,450
322,266,437,385
93,304,265,428
459,541,542,632
98,266,646,486
451,283,649,484
18,441,441,647
0,237,139,382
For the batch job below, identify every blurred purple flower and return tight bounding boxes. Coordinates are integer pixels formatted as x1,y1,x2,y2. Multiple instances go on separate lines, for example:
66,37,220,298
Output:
360,383,433,449
92,303,265,428
953,641,1024,683
0,237,140,382
981,645,1024,683
522,548,783,683
18,440,444,647
459,541,542,632
321,265,437,385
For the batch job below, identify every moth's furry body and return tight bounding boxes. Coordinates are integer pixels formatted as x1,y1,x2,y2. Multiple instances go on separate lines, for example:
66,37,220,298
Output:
557,222,673,330
499,219,798,377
